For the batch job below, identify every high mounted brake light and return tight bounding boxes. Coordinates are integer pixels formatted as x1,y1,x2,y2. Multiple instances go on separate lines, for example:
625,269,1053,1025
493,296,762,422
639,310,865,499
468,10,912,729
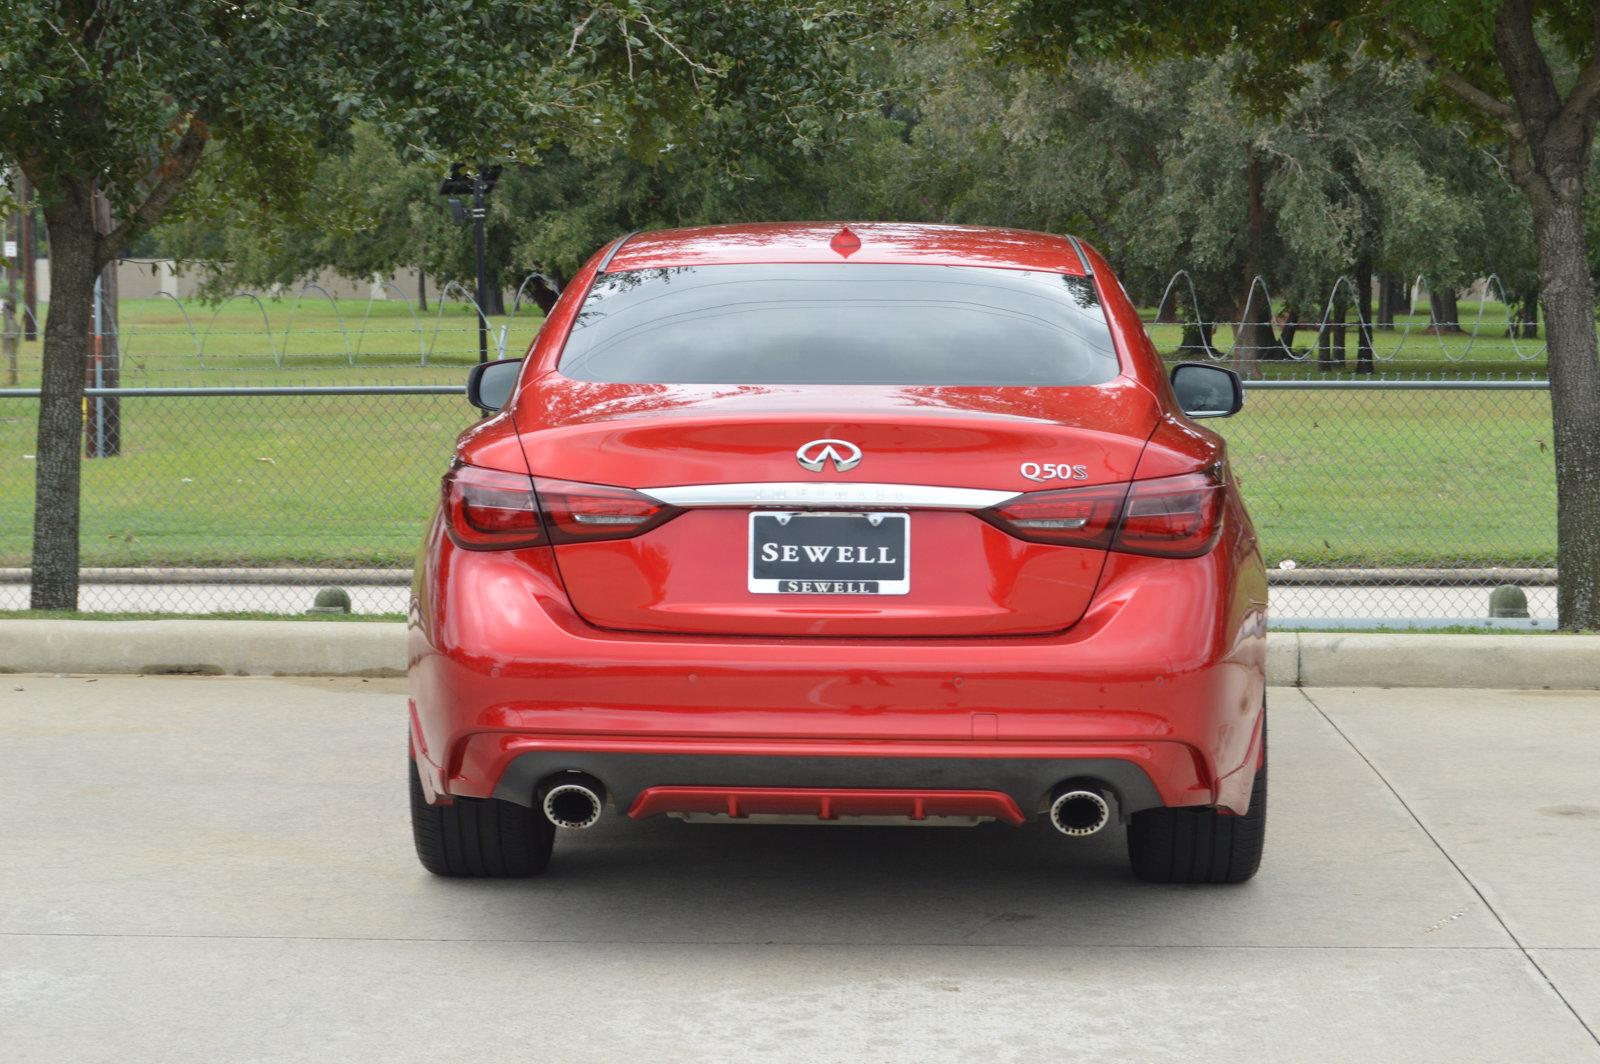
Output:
982,468,1225,558
442,465,680,550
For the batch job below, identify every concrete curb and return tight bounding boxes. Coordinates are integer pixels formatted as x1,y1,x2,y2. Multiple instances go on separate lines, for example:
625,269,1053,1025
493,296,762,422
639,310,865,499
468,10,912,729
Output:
0,620,407,678
1289,631,1600,690
2,621,1597,688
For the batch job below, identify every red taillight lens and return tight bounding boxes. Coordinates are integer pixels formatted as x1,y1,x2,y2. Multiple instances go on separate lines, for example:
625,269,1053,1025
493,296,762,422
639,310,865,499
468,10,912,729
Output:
983,469,1225,558
532,477,679,543
1114,470,1225,557
443,465,546,550
980,483,1130,549
442,467,682,550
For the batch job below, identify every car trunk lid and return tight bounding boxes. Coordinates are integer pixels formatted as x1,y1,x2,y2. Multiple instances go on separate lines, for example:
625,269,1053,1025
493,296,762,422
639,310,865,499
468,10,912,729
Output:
515,375,1158,637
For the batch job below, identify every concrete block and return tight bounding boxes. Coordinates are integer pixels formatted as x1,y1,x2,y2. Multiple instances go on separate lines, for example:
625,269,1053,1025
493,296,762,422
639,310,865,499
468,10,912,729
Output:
1297,633,1600,690
0,620,406,677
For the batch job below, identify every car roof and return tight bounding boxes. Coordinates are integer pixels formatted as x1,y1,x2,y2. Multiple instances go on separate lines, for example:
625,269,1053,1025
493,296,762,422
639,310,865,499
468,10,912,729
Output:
602,222,1089,276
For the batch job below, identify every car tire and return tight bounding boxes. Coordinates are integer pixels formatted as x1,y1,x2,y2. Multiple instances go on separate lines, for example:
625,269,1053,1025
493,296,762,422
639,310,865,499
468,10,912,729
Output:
410,758,555,877
1126,710,1266,884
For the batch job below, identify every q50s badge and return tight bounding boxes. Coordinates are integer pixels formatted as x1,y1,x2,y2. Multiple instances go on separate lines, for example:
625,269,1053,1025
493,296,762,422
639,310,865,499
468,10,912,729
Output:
1020,462,1088,482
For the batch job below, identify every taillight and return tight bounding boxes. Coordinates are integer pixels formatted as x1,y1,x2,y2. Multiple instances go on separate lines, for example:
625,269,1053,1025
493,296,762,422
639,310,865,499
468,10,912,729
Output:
983,469,1224,558
980,483,1130,549
443,465,546,550
442,466,681,550
533,477,679,543
1115,470,1225,558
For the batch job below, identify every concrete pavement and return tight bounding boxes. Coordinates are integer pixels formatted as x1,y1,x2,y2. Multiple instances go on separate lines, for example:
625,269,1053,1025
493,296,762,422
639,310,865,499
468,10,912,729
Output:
2,677,1597,1062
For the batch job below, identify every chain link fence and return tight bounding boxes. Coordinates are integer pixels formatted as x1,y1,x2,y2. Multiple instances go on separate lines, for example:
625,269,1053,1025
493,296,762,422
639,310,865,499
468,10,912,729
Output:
0,380,1556,624
1220,380,1554,625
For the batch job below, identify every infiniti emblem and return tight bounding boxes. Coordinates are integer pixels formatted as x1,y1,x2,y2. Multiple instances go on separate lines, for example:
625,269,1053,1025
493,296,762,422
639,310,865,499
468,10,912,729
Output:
796,438,863,473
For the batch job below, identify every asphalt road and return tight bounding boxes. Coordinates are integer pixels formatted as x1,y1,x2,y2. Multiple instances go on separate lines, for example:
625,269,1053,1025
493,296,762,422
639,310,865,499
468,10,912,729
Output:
3,676,1598,1063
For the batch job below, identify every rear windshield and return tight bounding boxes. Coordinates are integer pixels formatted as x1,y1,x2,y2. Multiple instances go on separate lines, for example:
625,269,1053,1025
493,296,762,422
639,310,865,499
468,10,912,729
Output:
556,263,1119,386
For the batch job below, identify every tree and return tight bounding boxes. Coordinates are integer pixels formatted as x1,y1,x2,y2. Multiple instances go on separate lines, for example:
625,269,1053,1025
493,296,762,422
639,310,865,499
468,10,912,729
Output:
0,0,863,609
887,36,1512,371
158,123,445,305
160,91,909,316
993,0,1600,629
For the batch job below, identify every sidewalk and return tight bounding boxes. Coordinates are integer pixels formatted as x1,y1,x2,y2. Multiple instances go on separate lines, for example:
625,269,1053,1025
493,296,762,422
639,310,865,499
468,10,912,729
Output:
2,677,1596,1062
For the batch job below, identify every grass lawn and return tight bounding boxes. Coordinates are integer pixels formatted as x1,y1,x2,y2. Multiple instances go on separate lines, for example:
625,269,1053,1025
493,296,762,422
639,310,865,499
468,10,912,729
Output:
1216,387,1554,567
0,390,476,567
2,299,526,568
1141,297,1550,379
4,294,540,387
0,296,1558,572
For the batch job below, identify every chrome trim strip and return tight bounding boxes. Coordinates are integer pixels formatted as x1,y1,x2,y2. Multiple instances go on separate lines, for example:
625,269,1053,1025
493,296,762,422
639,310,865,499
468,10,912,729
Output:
597,230,639,273
1066,234,1093,276
639,482,1016,510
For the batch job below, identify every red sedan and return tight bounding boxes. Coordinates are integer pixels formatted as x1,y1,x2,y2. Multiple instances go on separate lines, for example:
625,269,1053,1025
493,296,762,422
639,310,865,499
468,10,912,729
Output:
408,222,1268,883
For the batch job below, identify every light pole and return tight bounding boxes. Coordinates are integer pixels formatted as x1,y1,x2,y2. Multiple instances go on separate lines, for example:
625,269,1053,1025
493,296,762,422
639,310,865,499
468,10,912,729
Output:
440,163,502,364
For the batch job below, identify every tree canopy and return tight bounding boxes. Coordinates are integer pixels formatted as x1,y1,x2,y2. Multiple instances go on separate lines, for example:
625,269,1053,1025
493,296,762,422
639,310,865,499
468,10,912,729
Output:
153,25,1532,341
985,0,1600,627
0,0,870,609
0,1,867,265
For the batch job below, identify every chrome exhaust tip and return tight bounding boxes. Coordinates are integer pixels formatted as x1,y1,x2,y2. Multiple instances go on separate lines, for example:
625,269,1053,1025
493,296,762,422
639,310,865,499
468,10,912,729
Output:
1048,788,1111,838
542,778,604,830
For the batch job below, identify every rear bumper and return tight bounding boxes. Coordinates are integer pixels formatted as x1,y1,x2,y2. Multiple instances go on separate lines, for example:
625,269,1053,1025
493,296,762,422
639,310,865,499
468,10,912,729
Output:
484,742,1171,817
408,515,1269,818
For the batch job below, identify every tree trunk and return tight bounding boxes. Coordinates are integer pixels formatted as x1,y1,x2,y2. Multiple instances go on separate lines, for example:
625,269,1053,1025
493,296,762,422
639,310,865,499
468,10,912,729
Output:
87,191,120,458
20,173,38,341
1478,0,1600,629
1376,275,1399,329
529,275,560,315
1356,265,1375,374
1179,319,1215,358
1233,300,1276,372
417,271,428,312
1430,284,1462,332
481,268,506,317
1331,290,1348,369
29,183,98,610
1531,193,1600,629
1231,147,1271,378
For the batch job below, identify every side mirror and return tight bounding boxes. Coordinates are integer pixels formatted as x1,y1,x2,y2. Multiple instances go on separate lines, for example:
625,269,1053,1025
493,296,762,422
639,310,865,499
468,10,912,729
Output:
1170,362,1244,419
466,358,522,412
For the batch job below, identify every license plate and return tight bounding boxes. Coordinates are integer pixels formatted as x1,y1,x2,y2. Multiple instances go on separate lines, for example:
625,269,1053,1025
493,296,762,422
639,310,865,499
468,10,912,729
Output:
748,511,910,595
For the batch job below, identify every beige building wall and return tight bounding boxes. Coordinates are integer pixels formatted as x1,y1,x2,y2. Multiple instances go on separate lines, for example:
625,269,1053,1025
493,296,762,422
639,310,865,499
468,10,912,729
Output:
117,260,179,300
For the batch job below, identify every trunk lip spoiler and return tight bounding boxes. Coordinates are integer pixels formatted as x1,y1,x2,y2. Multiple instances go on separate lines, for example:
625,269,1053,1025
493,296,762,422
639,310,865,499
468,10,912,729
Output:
636,482,1017,510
